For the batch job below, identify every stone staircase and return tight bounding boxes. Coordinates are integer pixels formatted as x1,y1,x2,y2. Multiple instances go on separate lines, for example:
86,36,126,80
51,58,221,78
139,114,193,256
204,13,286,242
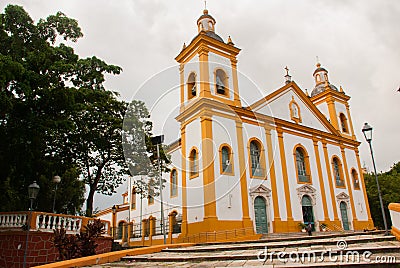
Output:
93,231,400,267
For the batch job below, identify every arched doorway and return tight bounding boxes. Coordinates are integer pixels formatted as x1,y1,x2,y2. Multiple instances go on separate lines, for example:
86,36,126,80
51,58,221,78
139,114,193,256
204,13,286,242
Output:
340,201,350,230
301,195,315,231
254,196,268,233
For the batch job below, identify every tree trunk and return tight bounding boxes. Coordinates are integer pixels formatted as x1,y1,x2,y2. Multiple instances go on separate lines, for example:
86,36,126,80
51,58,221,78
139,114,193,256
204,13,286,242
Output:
86,186,95,217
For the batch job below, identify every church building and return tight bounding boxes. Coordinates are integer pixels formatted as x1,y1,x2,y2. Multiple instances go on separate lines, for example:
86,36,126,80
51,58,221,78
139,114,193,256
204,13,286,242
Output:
97,9,373,244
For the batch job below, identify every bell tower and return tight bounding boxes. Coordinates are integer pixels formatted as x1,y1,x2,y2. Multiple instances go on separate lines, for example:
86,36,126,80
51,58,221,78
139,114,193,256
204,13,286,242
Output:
310,62,356,140
175,9,242,112
175,9,253,237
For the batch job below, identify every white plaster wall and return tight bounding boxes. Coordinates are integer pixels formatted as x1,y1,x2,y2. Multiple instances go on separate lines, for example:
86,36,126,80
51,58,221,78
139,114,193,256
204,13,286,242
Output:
317,141,335,220
315,102,329,122
283,133,325,222
254,89,328,132
345,148,368,221
212,116,242,220
185,118,205,223
390,209,400,231
208,52,234,100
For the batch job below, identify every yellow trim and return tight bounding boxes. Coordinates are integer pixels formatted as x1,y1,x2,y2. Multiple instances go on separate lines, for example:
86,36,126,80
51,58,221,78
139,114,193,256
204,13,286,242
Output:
340,146,357,227
331,155,346,188
327,97,339,130
292,144,312,184
322,140,339,221
199,48,211,99
265,128,281,221
350,168,361,190
170,168,178,198
230,58,241,106
289,96,302,124
276,127,293,220
247,137,267,179
188,147,199,179
180,64,184,107
389,203,400,212
200,115,217,220
345,103,356,140
312,138,329,221
218,143,234,176
235,120,252,225
180,127,188,235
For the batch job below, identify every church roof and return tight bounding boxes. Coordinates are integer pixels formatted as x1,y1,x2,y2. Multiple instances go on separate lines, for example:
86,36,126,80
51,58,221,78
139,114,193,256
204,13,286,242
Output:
310,83,338,97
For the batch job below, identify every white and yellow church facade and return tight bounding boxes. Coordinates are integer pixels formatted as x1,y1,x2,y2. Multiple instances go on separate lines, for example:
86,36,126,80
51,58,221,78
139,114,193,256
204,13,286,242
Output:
97,9,373,244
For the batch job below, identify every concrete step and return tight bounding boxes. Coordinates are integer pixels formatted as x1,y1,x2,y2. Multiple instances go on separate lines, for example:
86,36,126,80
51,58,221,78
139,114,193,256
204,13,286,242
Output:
162,234,394,253
121,233,400,265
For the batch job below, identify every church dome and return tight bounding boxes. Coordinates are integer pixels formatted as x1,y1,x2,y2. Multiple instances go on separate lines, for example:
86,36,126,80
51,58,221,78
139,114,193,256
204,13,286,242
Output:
193,9,225,43
310,62,338,97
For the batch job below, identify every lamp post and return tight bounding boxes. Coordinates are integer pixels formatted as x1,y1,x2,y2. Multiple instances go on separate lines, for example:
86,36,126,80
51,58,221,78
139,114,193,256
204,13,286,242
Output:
151,135,166,244
52,175,61,213
112,205,117,238
362,122,389,235
24,181,40,268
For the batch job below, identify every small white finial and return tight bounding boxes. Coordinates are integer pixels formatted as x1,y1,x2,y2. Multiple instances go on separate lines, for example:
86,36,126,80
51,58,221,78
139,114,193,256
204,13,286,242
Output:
204,0,207,10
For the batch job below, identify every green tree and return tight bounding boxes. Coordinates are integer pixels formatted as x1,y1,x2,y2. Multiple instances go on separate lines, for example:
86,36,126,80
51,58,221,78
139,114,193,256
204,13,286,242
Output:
365,162,400,229
0,5,126,214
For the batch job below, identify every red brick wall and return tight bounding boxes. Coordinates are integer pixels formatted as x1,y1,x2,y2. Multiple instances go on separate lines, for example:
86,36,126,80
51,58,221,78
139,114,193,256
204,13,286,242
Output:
0,231,112,268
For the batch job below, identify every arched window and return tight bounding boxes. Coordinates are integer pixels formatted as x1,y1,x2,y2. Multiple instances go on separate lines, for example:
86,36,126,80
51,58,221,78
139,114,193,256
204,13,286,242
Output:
339,113,349,133
131,187,136,210
148,180,155,205
295,146,311,183
171,169,178,197
316,74,321,82
215,69,228,96
289,96,302,124
351,169,360,190
220,145,233,174
189,148,199,178
187,73,196,100
332,157,345,187
250,140,263,177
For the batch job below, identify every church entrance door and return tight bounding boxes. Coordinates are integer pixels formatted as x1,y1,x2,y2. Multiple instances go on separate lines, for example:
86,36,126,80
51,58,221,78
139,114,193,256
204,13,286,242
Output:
301,195,315,231
340,201,350,230
254,196,268,234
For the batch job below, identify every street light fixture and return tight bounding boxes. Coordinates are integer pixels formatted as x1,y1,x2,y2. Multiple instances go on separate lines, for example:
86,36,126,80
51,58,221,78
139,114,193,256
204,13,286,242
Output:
24,181,40,268
52,175,61,213
111,205,117,238
362,122,389,235
28,181,40,211
151,135,166,244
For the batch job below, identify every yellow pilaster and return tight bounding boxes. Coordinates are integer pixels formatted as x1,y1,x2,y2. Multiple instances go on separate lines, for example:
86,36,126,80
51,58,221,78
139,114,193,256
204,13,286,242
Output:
200,115,217,221
322,140,340,222
235,120,252,227
312,137,329,222
276,127,294,226
345,103,356,140
180,63,185,108
180,126,188,235
199,49,211,98
340,145,357,229
327,97,339,130
230,58,241,107
265,128,282,226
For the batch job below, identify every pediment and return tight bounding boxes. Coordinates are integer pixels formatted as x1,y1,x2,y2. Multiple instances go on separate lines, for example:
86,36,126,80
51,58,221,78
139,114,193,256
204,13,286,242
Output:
296,184,317,195
249,184,271,196
336,192,350,200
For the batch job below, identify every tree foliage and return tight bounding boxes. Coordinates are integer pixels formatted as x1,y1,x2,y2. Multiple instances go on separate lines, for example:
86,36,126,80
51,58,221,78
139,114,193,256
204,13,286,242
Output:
0,5,168,216
364,162,400,229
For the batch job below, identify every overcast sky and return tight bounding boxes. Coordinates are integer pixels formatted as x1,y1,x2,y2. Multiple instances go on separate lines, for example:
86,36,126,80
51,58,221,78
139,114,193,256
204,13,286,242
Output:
2,0,399,210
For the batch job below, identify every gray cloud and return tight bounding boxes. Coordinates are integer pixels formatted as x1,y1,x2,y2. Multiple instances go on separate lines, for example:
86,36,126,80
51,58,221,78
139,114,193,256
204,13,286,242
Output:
2,0,399,209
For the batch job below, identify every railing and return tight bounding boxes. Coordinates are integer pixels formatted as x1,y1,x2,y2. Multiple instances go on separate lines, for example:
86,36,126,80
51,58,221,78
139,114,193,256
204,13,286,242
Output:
336,179,345,187
298,174,311,183
178,227,255,243
0,211,111,235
